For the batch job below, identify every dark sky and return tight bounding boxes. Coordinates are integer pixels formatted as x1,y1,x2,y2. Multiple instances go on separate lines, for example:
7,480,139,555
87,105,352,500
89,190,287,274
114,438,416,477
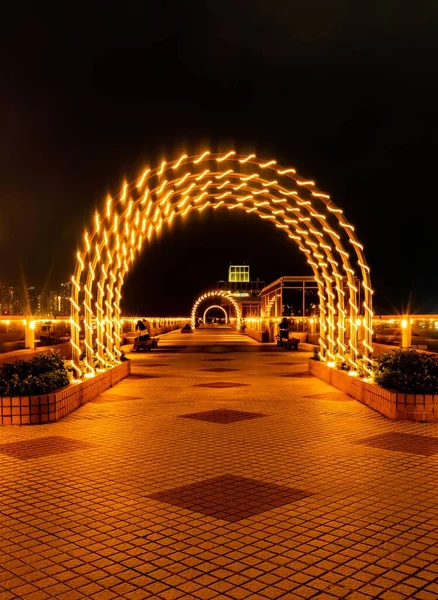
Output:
2,1,438,314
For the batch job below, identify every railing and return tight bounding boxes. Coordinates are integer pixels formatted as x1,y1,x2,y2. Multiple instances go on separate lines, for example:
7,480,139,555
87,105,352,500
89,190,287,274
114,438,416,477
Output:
2,314,438,352
0,315,189,352
242,315,438,352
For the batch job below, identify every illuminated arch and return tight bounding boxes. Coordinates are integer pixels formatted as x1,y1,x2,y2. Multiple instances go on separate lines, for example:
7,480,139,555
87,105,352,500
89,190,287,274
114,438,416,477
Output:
203,305,228,324
191,291,242,329
262,293,281,319
71,150,373,377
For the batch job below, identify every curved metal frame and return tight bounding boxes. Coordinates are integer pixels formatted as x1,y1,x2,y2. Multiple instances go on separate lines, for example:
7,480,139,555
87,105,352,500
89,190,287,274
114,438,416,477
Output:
71,150,373,377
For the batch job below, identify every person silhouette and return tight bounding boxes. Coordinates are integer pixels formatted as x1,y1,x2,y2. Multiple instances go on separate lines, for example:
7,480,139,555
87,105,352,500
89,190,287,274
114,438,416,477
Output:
135,319,147,341
279,317,289,342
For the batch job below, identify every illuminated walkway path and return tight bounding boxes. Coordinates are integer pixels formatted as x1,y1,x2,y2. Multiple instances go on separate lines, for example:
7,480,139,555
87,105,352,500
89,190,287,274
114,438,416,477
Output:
0,329,438,600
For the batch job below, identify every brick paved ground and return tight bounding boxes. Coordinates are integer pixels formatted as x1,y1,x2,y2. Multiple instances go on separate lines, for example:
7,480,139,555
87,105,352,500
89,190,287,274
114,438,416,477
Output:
0,328,437,600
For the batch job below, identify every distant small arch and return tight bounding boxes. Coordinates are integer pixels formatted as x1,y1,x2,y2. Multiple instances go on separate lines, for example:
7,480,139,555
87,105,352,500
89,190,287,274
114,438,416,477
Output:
191,291,242,329
203,305,228,324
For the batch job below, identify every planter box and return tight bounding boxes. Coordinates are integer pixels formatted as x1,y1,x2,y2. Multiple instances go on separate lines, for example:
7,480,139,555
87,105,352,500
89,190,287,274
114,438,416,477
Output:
0,360,131,425
308,359,438,422
0,342,72,366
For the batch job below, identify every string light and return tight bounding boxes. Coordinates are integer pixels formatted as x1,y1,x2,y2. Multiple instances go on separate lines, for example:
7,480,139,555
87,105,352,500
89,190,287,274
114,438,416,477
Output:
70,150,373,376
191,291,242,329
202,305,228,324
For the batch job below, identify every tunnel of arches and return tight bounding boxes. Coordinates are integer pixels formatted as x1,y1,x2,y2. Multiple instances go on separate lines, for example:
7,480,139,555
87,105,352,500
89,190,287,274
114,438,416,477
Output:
70,150,373,377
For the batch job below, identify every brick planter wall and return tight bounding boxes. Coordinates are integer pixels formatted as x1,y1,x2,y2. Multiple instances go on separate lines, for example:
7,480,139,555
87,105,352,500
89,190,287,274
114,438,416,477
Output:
308,359,438,422
0,360,130,425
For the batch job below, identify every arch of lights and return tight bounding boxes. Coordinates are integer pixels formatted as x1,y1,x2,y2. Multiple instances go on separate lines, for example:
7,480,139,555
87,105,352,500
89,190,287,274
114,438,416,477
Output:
262,293,281,319
71,150,373,377
203,304,228,324
191,291,242,329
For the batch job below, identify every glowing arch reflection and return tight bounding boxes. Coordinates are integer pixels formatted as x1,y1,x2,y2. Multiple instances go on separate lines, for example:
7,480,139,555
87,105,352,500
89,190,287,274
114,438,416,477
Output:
71,149,373,377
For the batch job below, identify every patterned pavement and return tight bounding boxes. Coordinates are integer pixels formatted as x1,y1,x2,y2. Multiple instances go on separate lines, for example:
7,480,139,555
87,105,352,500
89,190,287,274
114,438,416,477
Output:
0,328,437,600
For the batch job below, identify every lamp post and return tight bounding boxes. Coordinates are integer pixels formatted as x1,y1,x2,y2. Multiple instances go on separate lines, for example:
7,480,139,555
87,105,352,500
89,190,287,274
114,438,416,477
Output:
401,317,411,348
24,320,36,349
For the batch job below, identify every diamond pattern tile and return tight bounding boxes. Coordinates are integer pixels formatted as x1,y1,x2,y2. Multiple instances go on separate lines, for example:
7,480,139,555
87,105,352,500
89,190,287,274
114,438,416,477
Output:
270,361,308,366
127,373,163,379
355,433,438,456
203,358,234,362
0,436,93,460
148,474,312,522
199,368,240,373
2,329,438,600
193,381,249,388
304,392,354,402
205,346,233,353
278,372,314,378
135,363,168,367
94,394,142,403
179,408,267,424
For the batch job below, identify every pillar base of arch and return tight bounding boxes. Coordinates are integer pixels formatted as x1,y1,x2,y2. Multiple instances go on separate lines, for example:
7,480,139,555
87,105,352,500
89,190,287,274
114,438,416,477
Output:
0,360,131,425
308,359,438,422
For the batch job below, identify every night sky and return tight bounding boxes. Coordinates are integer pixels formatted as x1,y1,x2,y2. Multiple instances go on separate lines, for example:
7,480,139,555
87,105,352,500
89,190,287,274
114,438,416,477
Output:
2,2,438,315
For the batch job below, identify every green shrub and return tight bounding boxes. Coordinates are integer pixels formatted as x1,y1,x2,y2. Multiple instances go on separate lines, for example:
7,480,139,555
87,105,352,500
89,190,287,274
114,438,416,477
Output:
30,350,65,375
0,350,70,396
374,348,438,394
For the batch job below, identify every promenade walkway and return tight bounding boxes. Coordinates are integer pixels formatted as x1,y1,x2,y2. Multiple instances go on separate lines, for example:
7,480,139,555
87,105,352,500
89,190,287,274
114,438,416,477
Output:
0,328,437,600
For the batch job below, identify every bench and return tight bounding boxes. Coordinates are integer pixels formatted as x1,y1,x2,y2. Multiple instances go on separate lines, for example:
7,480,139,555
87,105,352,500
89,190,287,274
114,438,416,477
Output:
132,336,159,352
276,335,299,351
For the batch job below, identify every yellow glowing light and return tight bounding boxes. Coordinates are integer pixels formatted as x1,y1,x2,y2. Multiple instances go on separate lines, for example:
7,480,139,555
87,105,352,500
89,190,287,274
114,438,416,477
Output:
175,172,190,187
193,150,210,164
277,168,296,175
239,153,256,163
70,150,373,376
173,154,187,169
121,183,128,202
260,160,276,168
216,150,235,162
137,168,150,189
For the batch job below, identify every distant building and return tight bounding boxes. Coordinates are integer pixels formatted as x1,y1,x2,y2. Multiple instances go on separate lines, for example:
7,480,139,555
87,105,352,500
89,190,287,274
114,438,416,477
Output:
217,264,265,319
261,276,320,318
26,287,39,315
228,265,250,283
0,285,15,315
60,282,72,315
49,291,62,316
0,280,73,316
